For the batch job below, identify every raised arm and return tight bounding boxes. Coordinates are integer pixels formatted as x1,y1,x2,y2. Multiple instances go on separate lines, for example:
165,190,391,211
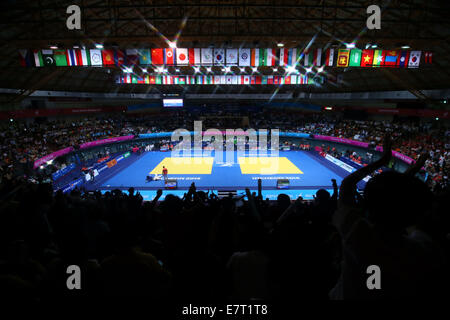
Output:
404,152,428,177
339,135,392,206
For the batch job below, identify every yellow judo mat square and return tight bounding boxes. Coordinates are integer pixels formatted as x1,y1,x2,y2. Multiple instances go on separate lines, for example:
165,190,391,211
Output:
238,157,303,174
150,157,214,174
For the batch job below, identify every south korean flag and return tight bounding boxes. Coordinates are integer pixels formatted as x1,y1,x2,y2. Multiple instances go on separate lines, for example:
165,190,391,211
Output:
408,51,421,68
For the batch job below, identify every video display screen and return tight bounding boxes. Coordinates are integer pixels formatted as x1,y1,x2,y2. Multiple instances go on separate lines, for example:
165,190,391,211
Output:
163,98,183,107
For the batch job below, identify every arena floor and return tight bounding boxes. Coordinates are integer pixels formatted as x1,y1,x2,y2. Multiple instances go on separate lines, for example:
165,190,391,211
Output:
90,150,349,201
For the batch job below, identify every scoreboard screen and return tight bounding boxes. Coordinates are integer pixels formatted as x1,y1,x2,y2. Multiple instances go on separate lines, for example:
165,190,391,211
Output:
163,98,183,108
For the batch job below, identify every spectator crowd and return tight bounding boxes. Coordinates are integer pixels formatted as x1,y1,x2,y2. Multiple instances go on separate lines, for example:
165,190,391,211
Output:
1,109,448,191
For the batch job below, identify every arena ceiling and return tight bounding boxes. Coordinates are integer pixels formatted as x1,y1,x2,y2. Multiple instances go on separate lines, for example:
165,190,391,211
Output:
0,0,450,103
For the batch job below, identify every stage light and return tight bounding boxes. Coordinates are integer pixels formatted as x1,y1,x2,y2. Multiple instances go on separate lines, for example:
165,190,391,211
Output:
401,45,410,49
50,45,58,49
10,118,13,122
175,68,180,72
193,66,200,73
305,67,312,73
371,44,378,48
325,106,333,111
252,67,258,72
142,68,148,73
286,66,296,73
95,44,104,49
317,66,324,73
169,41,177,48
157,67,165,73
273,68,278,72
346,43,356,49
435,117,439,121
206,67,212,72
240,67,246,72
277,43,284,47
224,66,231,73
123,67,133,73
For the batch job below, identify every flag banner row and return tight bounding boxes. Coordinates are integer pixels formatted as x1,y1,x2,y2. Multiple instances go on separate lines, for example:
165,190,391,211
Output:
336,49,432,68
18,48,432,69
115,74,325,85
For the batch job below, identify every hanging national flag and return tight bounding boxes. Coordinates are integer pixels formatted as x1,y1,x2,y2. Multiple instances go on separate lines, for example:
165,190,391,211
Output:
226,49,238,65
137,76,145,84
337,49,350,67
131,75,138,84
176,48,189,65
151,49,164,65
144,75,150,84
164,48,175,65
384,50,399,67
408,51,421,68
101,50,115,65
220,75,226,84
230,75,237,84
196,75,203,84
304,50,314,67
325,48,334,67
138,49,151,65
179,76,186,85
274,76,280,85
164,76,173,85
239,48,251,66
53,49,68,66
186,76,196,84
424,51,433,64
90,49,103,66
255,76,262,84
75,49,90,66
201,48,213,65
261,76,268,84
250,48,262,66
265,48,277,66
18,50,34,67
125,49,139,66
214,75,221,84
243,75,250,85
33,50,44,67
114,49,125,66
290,75,297,84
206,76,213,84
314,49,322,66
398,51,410,68
360,49,374,67
40,50,56,67
226,75,233,84
287,48,297,66
267,76,274,85
250,76,256,85
189,48,201,65
214,48,225,65
65,49,78,66
372,50,384,67
279,48,288,66
285,76,291,84
149,76,156,84
349,49,362,67
155,76,162,84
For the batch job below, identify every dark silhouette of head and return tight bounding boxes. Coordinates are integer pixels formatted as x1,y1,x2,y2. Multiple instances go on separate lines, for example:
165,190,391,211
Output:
315,189,330,203
363,171,432,233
